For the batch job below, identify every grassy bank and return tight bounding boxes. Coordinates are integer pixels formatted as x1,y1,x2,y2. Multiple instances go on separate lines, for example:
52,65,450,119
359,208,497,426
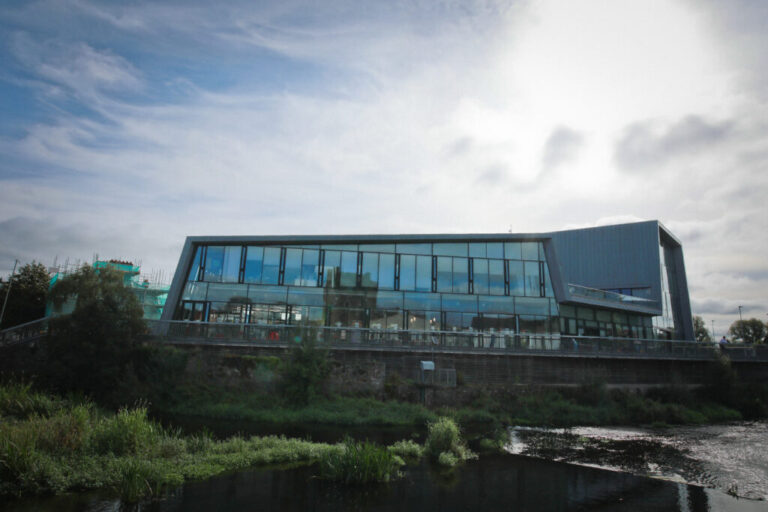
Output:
164,384,437,426
159,380,758,431
0,383,345,501
0,384,481,500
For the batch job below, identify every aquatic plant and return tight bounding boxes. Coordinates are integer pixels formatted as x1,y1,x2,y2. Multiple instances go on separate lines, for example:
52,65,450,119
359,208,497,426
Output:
319,438,403,484
388,439,423,459
425,417,475,465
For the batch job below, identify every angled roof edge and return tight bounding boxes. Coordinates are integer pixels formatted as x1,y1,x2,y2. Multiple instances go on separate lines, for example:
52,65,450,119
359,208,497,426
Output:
183,220,671,245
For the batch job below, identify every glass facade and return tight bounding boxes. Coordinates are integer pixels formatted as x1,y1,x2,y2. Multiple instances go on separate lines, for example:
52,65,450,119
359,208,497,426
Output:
559,304,654,339
178,240,560,336
653,241,677,339
176,239,664,340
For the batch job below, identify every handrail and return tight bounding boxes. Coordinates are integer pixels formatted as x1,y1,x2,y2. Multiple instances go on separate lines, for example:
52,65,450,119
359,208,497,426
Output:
145,320,768,361
5,317,767,362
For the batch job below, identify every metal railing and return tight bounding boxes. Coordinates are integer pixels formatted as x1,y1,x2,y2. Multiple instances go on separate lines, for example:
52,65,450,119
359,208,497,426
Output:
146,320,768,361
4,317,767,362
568,283,656,306
0,317,50,347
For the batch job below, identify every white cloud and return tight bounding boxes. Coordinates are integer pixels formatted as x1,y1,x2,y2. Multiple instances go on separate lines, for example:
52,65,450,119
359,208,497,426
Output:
0,0,766,331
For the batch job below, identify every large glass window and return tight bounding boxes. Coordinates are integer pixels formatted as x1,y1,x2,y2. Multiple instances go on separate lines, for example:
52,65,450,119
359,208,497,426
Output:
399,255,415,291
283,248,302,286
359,244,395,253
379,254,395,290
188,247,203,281
473,259,489,295
442,293,477,312
436,257,452,292
519,315,548,334
203,246,241,283
243,247,263,283
261,247,281,285
522,242,539,261
508,260,524,296
478,295,515,314
469,243,486,258
301,249,320,287
206,283,247,302
524,261,541,297
396,243,432,255
452,257,468,293
340,251,358,288
404,292,441,311
488,260,505,296
249,304,286,324
222,246,241,283
203,246,224,282
504,242,522,260
416,256,432,292
361,253,379,288
433,243,468,257
516,297,549,315
323,250,341,288
487,243,504,259
287,288,325,306
247,285,287,305
208,300,249,323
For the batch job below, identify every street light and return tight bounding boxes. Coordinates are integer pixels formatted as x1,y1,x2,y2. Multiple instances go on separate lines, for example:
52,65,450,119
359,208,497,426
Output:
711,319,715,340
738,305,743,322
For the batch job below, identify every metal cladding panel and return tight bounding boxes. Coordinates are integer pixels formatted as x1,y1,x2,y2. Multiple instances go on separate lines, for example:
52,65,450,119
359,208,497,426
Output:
549,221,662,304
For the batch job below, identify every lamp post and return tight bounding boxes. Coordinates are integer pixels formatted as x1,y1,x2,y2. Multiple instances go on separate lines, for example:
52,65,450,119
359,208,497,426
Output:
738,305,743,322
0,259,20,329
711,319,715,340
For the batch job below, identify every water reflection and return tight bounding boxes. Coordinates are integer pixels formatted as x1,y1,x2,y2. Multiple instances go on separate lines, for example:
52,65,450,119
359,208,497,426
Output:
3,454,761,512
142,456,754,512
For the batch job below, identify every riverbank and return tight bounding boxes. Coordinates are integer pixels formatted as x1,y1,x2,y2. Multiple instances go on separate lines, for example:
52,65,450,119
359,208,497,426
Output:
0,383,347,501
157,381,751,432
0,384,475,502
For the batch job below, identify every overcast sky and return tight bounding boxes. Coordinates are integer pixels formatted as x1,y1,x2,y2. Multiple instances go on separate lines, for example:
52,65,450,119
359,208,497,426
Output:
1,0,766,334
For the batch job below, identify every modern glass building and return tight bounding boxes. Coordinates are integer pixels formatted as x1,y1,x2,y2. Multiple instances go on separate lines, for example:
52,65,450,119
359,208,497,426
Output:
162,220,694,341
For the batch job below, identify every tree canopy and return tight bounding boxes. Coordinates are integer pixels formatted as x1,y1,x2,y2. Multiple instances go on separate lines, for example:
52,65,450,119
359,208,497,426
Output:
0,261,50,329
728,318,767,344
45,265,147,401
693,315,712,343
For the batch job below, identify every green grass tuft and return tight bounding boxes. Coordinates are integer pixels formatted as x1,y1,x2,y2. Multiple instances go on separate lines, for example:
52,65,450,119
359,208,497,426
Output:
319,438,403,484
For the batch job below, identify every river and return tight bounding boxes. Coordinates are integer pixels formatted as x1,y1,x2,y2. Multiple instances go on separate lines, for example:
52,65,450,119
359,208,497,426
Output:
3,422,766,511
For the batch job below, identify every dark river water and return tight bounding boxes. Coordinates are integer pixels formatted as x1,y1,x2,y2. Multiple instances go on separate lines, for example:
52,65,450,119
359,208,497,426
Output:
3,421,767,511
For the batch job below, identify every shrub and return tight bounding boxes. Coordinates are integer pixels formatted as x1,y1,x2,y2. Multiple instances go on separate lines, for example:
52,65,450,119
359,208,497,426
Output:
280,334,329,406
424,417,475,464
319,438,402,484
388,439,423,459
437,451,458,467
35,404,92,453
0,382,58,419
91,407,159,456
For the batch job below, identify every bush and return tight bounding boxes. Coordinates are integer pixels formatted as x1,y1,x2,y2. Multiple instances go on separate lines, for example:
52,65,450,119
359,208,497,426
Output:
319,438,403,484
388,439,423,459
424,417,475,464
280,334,329,406
437,451,459,467
92,407,159,456
0,382,59,419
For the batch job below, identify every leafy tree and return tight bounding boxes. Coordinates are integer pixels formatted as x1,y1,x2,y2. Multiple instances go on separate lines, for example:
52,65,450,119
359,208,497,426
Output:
728,318,767,344
0,261,50,329
44,265,147,402
280,332,329,406
693,315,712,343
